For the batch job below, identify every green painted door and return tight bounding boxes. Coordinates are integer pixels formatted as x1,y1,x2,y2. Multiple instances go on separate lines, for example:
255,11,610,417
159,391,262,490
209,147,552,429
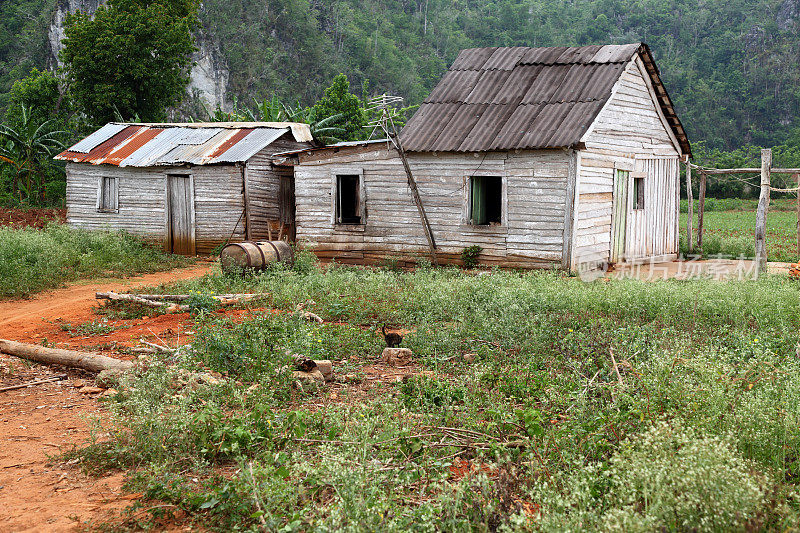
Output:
611,170,629,263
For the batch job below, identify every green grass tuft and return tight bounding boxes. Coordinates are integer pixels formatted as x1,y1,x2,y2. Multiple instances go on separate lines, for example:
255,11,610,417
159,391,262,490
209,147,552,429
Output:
0,223,192,298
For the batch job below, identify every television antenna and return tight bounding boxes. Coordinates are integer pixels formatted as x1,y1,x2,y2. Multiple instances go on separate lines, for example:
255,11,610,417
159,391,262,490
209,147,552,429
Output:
365,94,405,142
364,94,438,264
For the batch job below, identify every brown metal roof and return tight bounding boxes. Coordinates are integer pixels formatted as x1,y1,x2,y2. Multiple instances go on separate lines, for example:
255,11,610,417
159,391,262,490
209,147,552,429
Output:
400,43,691,156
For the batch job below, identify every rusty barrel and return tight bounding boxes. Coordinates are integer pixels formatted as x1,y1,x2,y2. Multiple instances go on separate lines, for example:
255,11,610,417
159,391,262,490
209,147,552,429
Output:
220,241,294,274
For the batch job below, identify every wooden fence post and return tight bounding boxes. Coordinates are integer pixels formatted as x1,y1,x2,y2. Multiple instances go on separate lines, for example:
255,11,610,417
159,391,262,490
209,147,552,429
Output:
697,171,707,249
755,148,772,274
795,173,799,257
685,161,693,253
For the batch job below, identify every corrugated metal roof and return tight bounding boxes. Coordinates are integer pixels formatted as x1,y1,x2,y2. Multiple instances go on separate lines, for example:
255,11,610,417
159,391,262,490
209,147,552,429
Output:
56,122,313,167
68,123,128,153
400,43,691,156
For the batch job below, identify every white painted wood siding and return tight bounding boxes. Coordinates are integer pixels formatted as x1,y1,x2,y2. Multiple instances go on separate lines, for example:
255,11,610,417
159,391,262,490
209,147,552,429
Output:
573,56,681,268
294,146,570,268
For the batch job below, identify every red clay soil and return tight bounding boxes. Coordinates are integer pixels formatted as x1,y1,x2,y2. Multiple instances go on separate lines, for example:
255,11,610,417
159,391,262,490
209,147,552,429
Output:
0,208,66,229
0,263,213,532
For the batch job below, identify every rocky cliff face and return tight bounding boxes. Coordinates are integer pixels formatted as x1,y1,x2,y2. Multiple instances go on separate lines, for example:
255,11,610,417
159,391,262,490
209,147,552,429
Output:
47,0,229,112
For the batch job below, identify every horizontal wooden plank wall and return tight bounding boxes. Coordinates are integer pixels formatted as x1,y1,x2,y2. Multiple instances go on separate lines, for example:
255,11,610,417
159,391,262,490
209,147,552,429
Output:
65,162,247,254
245,133,310,240
574,55,681,268
191,164,245,253
294,146,570,268
66,163,168,241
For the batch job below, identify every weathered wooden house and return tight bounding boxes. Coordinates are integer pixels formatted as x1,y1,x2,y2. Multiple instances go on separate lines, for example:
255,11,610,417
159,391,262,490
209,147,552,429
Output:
56,122,313,254
285,43,691,270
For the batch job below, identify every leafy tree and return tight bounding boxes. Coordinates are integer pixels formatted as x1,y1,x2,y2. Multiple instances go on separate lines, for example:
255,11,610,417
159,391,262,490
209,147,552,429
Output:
0,104,66,205
61,0,199,126
311,74,365,141
5,69,67,126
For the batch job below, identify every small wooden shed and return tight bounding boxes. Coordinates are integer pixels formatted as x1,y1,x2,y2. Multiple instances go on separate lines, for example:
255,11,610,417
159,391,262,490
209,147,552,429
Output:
57,122,314,254
286,43,691,271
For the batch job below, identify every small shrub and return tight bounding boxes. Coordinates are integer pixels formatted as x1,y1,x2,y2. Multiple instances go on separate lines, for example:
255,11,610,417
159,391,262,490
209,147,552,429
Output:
602,422,769,532
461,245,482,269
292,248,319,274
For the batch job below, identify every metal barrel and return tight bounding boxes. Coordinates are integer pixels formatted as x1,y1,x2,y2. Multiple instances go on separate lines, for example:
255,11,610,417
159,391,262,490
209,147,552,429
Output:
220,241,294,274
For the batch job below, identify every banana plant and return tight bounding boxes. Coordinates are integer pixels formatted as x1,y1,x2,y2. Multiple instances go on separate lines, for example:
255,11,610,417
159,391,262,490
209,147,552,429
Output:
0,104,67,204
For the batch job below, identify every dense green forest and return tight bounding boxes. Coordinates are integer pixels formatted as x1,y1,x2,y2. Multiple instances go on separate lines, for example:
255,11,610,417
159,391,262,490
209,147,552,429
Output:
1,0,800,204
2,0,800,150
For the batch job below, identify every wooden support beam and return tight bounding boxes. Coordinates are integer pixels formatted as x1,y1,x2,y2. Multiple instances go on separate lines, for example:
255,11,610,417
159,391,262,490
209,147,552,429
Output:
685,161,693,253
389,131,438,265
698,171,707,250
755,149,772,274
796,173,799,258
241,164,252,241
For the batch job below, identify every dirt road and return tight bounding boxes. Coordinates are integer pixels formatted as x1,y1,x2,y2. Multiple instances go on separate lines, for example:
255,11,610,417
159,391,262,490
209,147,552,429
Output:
0,263,214,342
0,263,213,532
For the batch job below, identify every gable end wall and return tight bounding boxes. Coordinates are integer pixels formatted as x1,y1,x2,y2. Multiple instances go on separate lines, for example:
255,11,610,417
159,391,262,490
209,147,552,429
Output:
572,56,681,268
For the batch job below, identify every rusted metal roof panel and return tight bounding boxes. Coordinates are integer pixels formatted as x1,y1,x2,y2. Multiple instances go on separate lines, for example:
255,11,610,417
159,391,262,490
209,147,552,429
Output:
209,128,285,163
56,122,308,167
56,126,143,163
400,43,691,154
67,123,128,153
101,127,165,166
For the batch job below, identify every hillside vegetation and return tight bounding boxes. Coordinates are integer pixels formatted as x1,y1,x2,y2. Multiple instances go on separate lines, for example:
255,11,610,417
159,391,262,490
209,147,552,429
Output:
1,0,800,151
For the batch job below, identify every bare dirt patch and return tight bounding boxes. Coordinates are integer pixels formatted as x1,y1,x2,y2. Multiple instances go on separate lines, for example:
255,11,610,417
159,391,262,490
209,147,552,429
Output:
0,208,66,229
0,263,214,531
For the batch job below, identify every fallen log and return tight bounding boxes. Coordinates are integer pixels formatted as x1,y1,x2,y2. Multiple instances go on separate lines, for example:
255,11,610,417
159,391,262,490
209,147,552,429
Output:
0,339,134,373
96,292,185,312
130,293,268,302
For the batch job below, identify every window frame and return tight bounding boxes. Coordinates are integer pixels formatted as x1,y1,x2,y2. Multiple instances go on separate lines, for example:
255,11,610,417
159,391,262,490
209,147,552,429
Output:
331,169,366,228
96,176,119,213
632,175,645,211
467,175,504,227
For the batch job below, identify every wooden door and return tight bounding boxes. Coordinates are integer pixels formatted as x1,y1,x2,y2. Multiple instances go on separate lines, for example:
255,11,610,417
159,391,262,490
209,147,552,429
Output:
167,175,195,255
610,169,629,263
278,169,296,241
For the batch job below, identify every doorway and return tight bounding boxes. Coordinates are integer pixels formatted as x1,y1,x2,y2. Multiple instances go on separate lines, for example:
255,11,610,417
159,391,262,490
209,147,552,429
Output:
610,169,629,263
166,174,195,255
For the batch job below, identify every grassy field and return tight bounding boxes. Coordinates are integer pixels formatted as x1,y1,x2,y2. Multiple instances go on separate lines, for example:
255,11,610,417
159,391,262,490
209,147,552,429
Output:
75,254,800,531
680,207,799,262
0,224,192,298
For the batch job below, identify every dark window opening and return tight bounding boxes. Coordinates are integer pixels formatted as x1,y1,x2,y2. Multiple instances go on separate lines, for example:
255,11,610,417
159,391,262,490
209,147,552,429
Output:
98,177,118,212
470,176,502,225
336,174,362,224
633,177,645,210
